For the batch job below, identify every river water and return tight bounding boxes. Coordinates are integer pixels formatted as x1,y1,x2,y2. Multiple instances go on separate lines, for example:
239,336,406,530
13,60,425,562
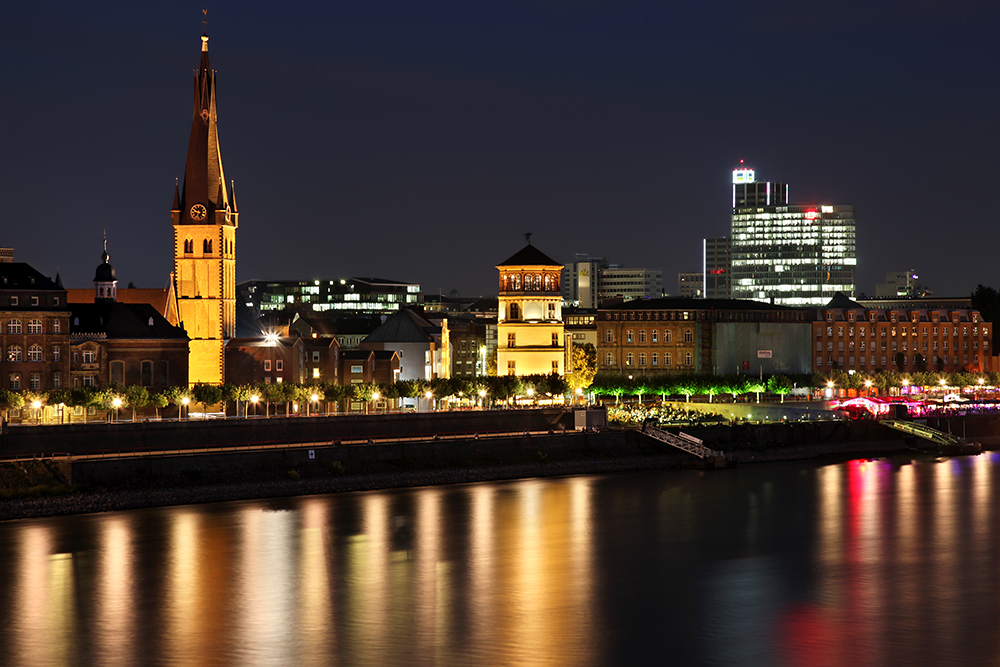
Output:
3,453,1000,667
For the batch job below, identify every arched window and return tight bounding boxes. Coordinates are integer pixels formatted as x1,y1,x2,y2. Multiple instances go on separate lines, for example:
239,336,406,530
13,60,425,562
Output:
184,238,194,253
203,239,213,253
27,320,42,334
7,320,21,334
544,274,554,291
8,346,22,361
141,360,154,386
27,345,42,362
512,274,522,290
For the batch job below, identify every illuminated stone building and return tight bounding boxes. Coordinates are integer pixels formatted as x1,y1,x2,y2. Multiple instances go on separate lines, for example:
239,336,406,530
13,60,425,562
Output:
171,33,238,386
497,244,564,376
598,297,812,376
0,263,71,393
729,167,856,306
814,294,991,374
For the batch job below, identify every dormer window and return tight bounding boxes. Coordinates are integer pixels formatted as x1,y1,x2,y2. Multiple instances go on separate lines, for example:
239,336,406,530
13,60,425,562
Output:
148,317,155,326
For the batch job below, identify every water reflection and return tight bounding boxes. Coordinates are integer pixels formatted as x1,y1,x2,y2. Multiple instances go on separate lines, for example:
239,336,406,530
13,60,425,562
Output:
6,457,1000,666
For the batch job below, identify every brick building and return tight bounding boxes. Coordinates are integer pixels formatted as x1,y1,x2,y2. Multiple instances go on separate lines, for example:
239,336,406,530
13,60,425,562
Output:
813,294,991,373
0,263,71,392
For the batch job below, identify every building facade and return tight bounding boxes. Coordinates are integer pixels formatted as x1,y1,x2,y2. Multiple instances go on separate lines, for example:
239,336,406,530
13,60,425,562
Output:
561,254,603,308
171,34,238,386
497,244,564,376
598,267,663,301
238,277,422,321
814,294,991,374
598,297,813,376
703,237,731,299
677,272,703,298
0,263,71,392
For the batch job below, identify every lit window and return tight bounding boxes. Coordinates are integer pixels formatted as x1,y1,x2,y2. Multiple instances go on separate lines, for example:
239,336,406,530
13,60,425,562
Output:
264,360,272,371
27,345,42,362
83,349,96,363
7,320,21,334
53,320,61,334
9,373,20,390
28,320,42,334
7,346,21,362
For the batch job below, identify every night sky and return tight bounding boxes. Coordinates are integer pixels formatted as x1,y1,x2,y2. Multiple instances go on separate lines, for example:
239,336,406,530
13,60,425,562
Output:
4,1,997,299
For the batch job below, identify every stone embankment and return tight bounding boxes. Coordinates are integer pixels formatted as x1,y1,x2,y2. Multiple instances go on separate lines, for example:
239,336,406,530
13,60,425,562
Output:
2,410,998,521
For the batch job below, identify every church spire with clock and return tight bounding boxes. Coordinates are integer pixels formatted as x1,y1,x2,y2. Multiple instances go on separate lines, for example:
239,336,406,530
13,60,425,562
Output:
171,31,238,386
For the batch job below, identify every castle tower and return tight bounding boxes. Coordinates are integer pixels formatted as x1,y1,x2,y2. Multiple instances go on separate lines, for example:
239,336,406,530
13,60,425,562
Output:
171,33,238,386
496,242,564,377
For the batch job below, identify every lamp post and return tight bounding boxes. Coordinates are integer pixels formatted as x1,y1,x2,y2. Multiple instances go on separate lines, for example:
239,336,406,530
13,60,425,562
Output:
32,400,41,425
181,396,189,420
372,391,380,415
425,390,433,412
865,379,872,398
311,393,319,417
112,397,122,423
478,388,486,409
250,394,258,418
576,387,584,405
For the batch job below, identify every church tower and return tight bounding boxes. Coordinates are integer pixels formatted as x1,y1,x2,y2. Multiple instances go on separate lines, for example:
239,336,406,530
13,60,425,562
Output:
171,32,237,386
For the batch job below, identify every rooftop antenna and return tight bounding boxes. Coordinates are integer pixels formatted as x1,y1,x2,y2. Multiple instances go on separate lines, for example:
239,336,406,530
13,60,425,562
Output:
525,232,532,245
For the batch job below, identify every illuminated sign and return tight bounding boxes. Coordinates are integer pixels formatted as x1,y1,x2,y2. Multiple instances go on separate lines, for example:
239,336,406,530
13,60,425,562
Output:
732,169,755,184
757,350,772,359
804,210,819,220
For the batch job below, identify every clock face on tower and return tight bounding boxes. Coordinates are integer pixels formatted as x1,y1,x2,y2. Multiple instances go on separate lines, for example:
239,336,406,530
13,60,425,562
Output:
190,204,207,221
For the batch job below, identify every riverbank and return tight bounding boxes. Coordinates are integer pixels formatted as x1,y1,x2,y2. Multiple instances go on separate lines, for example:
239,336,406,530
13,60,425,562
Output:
4,418,996,521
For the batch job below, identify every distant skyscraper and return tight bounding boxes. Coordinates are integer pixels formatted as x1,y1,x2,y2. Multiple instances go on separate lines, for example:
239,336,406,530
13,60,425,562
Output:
677,272,703,298
729,167,856,306
561,254,602,308
702,238,731,299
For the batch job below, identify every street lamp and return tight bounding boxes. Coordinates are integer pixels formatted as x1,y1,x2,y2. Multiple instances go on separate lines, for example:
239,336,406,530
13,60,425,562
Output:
181,396,189,420
250,394,259,418
425,390,433,412
478,388,486,409
864,379,872,397
310,393,319,417
32,400,41,425
112,396,122,423
372,391,380,415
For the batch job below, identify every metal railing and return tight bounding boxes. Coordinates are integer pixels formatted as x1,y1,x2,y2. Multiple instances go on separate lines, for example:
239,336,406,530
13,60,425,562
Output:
880,419,964,446
642,425,723,459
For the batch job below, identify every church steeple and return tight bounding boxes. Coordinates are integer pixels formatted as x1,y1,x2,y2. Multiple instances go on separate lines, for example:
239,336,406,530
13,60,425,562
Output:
94,237,117,302
173,33,235,228
171,28,239,386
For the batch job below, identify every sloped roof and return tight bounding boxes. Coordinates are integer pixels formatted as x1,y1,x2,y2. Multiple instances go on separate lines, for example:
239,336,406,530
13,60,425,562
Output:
825,293,865,309
362,309,439,344
0,263,62,290
70,302,187,339
497,245,561,268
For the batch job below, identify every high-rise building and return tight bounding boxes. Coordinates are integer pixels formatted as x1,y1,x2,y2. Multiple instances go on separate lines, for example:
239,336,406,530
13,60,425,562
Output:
702,238,731,299
171,33,238,386
561,254,602,308
729,167,856,306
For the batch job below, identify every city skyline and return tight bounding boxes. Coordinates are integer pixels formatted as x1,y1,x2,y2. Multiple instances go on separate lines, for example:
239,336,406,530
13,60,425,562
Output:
3,2,997,299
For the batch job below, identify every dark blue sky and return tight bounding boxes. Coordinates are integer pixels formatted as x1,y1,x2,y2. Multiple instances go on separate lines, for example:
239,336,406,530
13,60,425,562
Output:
3,1,997,298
